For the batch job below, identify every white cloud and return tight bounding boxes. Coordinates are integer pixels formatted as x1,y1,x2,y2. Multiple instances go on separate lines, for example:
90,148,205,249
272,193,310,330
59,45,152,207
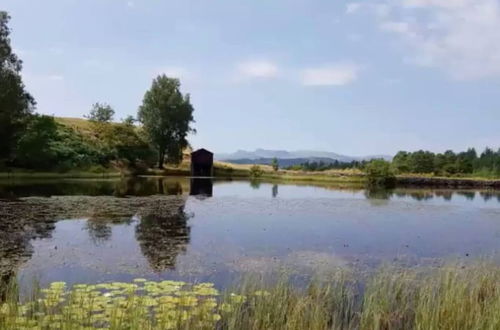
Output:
358,0,500,80
236,60,279,79
301,64,359,86
127,1,135,8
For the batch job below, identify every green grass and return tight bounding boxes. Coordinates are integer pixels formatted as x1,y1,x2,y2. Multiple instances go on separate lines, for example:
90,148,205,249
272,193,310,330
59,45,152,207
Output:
1,262,499,329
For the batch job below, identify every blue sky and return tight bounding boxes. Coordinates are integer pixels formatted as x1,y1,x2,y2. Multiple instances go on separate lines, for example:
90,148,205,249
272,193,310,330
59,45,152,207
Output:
3,0,500,156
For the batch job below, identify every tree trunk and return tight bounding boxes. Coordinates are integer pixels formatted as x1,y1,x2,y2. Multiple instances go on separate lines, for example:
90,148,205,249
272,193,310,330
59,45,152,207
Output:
158,150,165,169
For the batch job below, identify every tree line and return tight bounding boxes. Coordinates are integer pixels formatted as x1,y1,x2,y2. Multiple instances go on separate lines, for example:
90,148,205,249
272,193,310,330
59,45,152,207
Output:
392,148,500,177
0,12,194,172
286,147,500,179
286,160,367,171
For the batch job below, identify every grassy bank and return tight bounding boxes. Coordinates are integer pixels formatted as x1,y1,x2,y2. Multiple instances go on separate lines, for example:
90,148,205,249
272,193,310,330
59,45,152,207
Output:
1,262,499,329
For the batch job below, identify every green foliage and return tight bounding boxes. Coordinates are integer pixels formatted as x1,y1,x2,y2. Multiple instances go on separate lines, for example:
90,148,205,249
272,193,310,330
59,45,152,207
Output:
85,102,115,123
271,157,279,171
0,12,35,165
286,159,366,172
249,164,263,178
365,159,396,187
138,75,195,168
392,147,500,178
122,115,135,126
12,115,155,171
408,150,435,173
15,115,61,169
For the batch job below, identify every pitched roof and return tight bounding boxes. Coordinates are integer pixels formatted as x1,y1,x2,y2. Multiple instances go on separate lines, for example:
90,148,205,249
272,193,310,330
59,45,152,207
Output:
191,148,213,155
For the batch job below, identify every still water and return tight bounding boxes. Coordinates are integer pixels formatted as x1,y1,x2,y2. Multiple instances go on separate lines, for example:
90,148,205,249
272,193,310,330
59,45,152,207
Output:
1,177,499,289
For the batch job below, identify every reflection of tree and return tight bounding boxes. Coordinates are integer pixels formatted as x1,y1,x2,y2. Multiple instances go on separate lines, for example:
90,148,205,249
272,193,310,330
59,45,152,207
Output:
85,219,112,244
0,195,188,293
364,188,393,206
0,200,56,301
457,191,475,200
435,190,453,201
272,184,278,198
408,191,434,201
135,204,191,272
365,188,393,200
250,180,261,190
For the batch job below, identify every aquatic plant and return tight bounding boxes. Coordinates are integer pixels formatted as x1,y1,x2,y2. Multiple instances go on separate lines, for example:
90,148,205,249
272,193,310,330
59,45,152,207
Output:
0,262,499,329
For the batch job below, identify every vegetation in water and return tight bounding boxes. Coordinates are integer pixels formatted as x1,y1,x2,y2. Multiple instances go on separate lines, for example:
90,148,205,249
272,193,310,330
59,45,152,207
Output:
0,263,499,329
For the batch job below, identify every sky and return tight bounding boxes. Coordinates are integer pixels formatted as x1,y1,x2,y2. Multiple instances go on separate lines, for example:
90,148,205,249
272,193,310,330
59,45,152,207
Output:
3,0,500,156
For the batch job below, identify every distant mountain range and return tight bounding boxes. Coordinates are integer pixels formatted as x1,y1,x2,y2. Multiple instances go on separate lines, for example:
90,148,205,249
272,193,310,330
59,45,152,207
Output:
215,149,392,166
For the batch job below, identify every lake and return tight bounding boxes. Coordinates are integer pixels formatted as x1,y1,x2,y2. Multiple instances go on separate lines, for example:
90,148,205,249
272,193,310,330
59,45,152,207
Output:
1,177,499,290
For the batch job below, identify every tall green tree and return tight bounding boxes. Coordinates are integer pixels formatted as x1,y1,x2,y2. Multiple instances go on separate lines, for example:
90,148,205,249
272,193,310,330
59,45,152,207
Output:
0,12,35,165
271,157,279,171
138,75,195,168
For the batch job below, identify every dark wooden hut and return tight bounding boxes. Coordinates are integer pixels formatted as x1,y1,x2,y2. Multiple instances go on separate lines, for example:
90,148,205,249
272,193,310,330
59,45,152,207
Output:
191,148,213,177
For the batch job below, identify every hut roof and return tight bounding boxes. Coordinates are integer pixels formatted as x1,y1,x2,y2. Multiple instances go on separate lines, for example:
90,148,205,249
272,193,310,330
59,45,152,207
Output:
191,148,213,155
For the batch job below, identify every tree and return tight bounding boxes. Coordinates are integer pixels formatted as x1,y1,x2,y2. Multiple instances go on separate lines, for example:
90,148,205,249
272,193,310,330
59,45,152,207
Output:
15,115,59,169
271,157,279,171
0,12,35,165
122,115,135,126
408,150,435,173
85,102,115,122
138,75,195,168
365,159,396,187
392,151,410,173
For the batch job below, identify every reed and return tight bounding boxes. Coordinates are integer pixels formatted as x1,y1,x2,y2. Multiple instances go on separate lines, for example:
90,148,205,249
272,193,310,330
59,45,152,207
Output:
0,262,498,329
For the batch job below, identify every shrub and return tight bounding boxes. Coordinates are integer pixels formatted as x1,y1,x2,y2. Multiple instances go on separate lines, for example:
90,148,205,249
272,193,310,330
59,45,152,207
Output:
249,164,263,178
365,159,396,187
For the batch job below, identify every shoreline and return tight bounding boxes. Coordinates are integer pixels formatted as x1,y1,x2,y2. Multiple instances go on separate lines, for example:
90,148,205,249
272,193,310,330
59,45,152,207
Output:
2,169,500,189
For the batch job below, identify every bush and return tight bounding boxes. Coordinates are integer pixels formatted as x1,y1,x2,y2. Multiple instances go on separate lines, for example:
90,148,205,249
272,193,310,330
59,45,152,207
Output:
249,164,263,178
365,159,396,187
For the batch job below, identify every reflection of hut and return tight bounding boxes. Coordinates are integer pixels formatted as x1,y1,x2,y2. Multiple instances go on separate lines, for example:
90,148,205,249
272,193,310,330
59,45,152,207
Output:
191,148,213,177
190,178,213,197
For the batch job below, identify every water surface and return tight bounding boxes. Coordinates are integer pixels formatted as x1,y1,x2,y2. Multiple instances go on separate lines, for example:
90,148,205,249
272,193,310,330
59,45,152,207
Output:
0,177,499,289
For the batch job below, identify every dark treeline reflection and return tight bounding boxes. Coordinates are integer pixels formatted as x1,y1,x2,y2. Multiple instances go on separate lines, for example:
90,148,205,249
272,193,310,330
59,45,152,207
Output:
365,188,500,203
0,177,191,198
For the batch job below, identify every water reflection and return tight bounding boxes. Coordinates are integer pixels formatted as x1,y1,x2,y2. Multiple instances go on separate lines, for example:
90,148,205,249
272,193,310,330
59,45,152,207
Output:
250,180,261,190
272,184,278,198
0,200,57,298
135,205,191,272
0,195,189,286
190,178,213,197
363,187,500,203
2,177,500,203
0,178,500,291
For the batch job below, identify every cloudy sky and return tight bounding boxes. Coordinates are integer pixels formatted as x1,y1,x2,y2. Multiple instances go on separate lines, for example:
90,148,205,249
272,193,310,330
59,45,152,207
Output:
3,0,500,156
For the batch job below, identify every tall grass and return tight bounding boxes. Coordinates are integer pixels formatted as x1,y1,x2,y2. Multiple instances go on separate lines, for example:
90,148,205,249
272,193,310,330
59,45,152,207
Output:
1,263,499,329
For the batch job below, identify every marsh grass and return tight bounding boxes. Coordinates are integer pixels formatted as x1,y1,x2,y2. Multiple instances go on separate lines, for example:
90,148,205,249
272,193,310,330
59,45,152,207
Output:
1,263,499,329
